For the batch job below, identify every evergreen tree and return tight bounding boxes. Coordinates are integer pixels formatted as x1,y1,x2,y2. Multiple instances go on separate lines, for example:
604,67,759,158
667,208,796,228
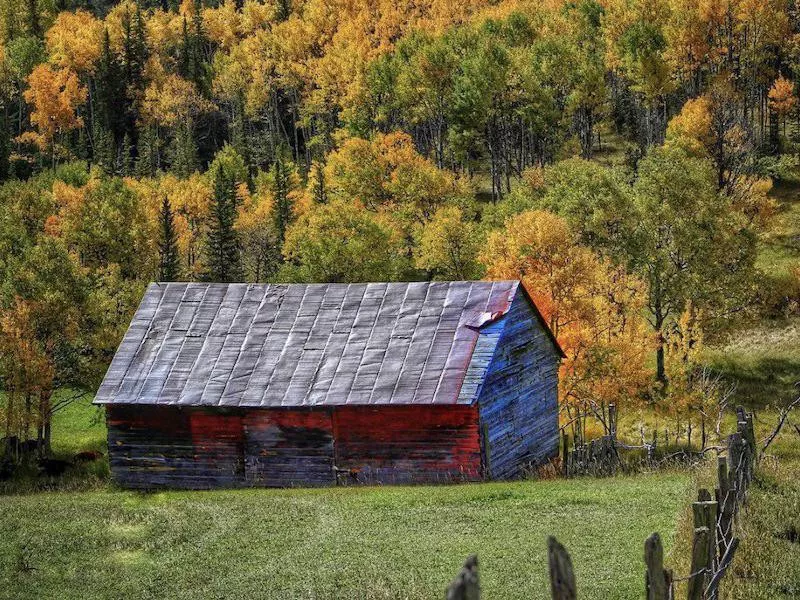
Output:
272,151,294,246
92,119,115,175
311,161,327,204
158,196,181,281
135,124,160,177
204,164,243,282
120,4,148,156
178,3,211,96
0,112,9,182
26,0,41,38
170,122,198,178
95,28,126,160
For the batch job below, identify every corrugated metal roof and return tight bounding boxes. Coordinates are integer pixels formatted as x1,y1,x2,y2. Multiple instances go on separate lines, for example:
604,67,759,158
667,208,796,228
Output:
95,281,525,407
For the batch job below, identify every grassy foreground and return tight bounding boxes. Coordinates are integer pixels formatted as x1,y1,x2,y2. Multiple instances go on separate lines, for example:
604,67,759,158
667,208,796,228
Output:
0,474,691,600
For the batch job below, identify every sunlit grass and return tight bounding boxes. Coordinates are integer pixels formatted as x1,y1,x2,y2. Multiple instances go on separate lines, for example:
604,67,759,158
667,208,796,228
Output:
0,474,692,600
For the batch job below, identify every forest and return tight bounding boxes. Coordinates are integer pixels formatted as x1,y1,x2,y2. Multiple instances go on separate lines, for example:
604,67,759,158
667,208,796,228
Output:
0,0,798,456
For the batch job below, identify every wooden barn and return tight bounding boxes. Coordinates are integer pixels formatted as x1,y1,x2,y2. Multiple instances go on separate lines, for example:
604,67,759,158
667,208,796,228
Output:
95,281,564,489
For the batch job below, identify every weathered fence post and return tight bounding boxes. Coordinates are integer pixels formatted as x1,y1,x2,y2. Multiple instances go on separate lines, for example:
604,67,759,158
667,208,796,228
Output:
693,494,718,574
446,555,479,600
687,526,712,600
548,536,577,600
715,457,734,559
727,432,744,507
645,532,673,600
562,433,570,477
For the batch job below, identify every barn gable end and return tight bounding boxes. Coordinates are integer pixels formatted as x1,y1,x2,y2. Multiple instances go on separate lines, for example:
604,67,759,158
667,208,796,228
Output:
472,291,561,479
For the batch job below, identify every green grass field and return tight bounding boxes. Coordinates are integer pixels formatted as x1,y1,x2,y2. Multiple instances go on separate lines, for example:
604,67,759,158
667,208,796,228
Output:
0,475,692,600
1,396,694,599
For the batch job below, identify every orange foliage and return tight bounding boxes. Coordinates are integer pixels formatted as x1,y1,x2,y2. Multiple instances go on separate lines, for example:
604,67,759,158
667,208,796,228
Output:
20,64,87,152
482,210,652,413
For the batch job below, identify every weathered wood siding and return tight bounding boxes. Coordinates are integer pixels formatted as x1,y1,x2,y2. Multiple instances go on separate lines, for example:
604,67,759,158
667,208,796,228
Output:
107,405,239,489
243,410,335,487
108,404,480,488
332,405,482,484
475,294,560,479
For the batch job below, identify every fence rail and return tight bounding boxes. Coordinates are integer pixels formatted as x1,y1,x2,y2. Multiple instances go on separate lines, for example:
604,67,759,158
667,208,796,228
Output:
446,406,757,599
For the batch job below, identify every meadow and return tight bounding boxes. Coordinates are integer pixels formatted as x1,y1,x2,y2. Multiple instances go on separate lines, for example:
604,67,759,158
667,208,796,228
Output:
0,394,696,600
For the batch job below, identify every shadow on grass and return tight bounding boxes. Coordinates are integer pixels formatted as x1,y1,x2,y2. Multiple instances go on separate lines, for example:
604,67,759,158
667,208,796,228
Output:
705,353,800,409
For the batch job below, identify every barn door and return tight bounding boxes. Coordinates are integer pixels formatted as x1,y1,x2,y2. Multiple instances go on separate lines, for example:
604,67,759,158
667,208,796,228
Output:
243,409,336,487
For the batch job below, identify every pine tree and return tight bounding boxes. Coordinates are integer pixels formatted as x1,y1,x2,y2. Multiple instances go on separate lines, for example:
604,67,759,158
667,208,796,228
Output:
204,166,242,282
92,119,115,175
120,133,134,175
272,152,294,247
95,29,126,156
0,111,10,182
26,0,41,38
178,2,210,96
311,161,327,204
135,124,160,177
159,196,181,281
170,121,198,178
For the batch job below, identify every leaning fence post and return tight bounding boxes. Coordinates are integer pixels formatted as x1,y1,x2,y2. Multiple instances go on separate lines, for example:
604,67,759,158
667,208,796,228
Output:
645,533,673,600
446,555,479,600
687,526,711,600
548,536,577,600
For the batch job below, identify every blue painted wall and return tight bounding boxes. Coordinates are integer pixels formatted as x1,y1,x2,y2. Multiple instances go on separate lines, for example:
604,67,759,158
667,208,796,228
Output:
472,291,561,479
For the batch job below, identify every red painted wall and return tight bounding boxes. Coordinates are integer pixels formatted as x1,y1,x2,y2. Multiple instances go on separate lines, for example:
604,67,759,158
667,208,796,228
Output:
332,405,482,484
107,404,482,488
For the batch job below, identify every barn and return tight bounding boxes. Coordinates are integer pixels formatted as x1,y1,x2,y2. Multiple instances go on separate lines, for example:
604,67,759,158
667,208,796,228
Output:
95,280,564,489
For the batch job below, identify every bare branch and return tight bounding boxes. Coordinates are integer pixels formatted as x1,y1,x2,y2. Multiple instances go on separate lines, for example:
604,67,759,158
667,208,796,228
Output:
761,394,800,455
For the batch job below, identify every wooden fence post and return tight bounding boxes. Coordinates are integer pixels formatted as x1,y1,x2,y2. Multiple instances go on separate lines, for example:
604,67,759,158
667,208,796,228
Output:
693,496,718,573
687,526,712,600
645,532,673,600
727,432,744,506
562,433,570,477
715,457,734,559
446,555,479,600
548,536,577,600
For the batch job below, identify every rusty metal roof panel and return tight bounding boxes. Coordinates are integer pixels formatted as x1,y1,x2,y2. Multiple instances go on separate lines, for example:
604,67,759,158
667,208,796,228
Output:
94,280,541,407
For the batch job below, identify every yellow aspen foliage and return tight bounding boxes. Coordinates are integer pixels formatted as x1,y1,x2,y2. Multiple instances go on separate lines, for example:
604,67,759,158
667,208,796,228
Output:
665,95,713,155
241,0,275,34
481,209,652,415
129,174,213,279
141,74,214,127
203,0,241,50
103,0,143,52
325,132,471,226
45,10,103,74
414,206,482,280
20,64,87,153
145,9,184,58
